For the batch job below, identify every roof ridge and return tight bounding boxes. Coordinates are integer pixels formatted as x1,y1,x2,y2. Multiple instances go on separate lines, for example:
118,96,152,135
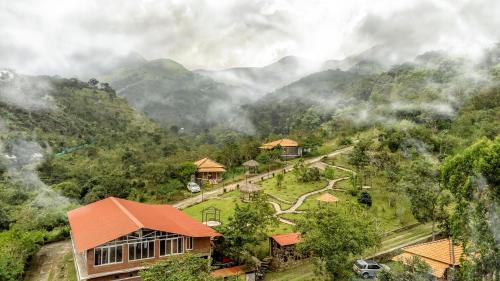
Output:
403,238,450,250
110,197,144,229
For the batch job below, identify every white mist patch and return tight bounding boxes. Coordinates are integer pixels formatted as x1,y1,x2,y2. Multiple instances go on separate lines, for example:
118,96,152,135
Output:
0,70,56,111
2,140,70,210
389,101,456,116
206,101,256,135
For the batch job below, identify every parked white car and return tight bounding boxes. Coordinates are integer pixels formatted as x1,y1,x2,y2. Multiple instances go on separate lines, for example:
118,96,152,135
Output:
187,182,201,193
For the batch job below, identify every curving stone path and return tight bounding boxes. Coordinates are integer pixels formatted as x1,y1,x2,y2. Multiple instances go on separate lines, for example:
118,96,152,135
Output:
269,162,356,225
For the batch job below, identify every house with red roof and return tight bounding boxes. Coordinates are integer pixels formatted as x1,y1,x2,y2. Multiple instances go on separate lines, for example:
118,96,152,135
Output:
392,238,462,280
67,197,220,281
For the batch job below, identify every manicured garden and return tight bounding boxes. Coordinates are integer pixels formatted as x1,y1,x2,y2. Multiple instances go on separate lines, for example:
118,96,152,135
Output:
183,190,294,234
258,172,328,203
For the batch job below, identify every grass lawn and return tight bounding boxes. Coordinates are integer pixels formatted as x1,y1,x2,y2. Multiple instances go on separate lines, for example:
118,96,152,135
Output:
183,191,244,224
263,260,316,281
183,190,294,234
259,172,328,203
55,252,77,281
279,184,416,232
326,153,352,169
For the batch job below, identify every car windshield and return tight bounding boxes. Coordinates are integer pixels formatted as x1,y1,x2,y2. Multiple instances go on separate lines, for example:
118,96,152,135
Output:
355,261,365,269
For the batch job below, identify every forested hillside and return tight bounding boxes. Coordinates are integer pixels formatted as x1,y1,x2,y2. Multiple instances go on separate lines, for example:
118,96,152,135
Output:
100,59,254,132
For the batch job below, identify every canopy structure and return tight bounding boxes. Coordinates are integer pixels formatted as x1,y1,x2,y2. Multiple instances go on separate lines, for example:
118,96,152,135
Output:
242,159,259,174
240,183,260,193
195,158,226,173
242,159,259,167
240,183,261,202
317,193,339,203
260,138,298,150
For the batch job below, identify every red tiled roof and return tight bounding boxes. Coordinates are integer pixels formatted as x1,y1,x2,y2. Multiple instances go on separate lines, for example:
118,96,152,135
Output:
195,158,226,172
67,197,220,253
271,232,301,246
211,266,246,277
392,238,463,278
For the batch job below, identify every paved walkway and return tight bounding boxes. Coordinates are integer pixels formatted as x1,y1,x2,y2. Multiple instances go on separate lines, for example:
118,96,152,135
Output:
174,146,353,209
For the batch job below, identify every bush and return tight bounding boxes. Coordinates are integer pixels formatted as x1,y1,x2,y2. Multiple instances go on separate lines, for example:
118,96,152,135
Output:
0,230,45,281
323,166,336,180
358,191,372,207
338,137,352,146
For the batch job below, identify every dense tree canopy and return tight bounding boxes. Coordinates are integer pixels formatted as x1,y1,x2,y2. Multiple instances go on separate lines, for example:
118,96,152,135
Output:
296,205,381,280
441,137,500,281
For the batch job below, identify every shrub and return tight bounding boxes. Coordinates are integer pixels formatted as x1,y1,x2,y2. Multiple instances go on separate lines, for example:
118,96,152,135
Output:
358,191,372,207
0,230,45,281
323,166,336,180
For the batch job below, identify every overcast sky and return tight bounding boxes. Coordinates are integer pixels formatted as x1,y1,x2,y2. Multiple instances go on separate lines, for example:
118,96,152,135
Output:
1,0,499,76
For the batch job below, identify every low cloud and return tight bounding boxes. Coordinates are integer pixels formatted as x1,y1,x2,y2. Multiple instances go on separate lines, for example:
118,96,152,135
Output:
1,140,70,210
1,0,500,77
0,70,56,111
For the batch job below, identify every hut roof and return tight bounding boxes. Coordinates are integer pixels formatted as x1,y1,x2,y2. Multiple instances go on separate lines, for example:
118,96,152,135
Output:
242,159,259,167
271,232,301,246
240,183,261,193
195,158,226,173
260,138,298,149
317,193,339,202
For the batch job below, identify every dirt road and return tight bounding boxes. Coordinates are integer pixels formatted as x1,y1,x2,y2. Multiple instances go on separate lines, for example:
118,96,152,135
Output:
24,240,73,281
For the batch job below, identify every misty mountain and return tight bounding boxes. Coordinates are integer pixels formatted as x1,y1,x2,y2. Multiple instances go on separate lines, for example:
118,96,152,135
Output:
100,58,253,132
321,45,420,74
195,56,321,95
246,49,490,136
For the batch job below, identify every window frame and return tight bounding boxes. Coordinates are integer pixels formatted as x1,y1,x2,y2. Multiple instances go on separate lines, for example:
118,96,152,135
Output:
128,240,155,261
159,236,184,257
186,237,193,251
93,244,124,267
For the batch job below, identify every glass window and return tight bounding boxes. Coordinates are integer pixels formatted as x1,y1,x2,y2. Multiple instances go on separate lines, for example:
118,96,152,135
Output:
177,238,183,253
160,240,166,256
94,245,122,266
95,248,102,266
149,241,154,257
129,241,154,260
117,246,122,262
167,239,171,253
186,237,193,250
128,244,135,260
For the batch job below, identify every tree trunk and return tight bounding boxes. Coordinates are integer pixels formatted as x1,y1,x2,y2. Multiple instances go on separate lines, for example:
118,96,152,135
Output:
432,218,436,241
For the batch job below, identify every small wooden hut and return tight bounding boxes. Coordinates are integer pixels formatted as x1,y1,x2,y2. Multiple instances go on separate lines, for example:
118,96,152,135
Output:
242,159,259,175
195,158,226,184
240,183,260,202
269,233,306,266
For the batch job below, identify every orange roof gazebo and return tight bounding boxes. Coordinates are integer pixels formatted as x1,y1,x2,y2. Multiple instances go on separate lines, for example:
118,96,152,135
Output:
317,193,339,203
194,158,226,173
